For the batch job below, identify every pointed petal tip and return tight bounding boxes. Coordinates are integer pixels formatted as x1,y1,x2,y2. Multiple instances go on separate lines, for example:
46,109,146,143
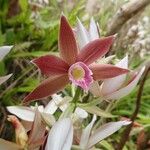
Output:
91,64,130,80
31,58,41,66
121,120,132,125
104,35,115,44
60,14,67,22
7,73,13,78
117,66,130,75
0,73,13,85
113,33,118,38
30,59,36,65
122,68,130,74
0,45,13,61
59,13,78,64
61,12,65,17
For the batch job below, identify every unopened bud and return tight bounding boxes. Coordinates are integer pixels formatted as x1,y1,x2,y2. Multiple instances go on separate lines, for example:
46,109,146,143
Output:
8,115,28,148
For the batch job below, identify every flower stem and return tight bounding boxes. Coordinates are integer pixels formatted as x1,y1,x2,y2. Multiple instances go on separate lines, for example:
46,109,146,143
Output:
72,87,82,112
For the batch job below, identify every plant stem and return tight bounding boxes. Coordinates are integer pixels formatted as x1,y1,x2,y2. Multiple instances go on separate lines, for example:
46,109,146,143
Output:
117,66,150,150
72,87,82,112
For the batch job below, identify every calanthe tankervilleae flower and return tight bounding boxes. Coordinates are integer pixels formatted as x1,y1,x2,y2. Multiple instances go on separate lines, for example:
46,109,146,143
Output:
24,15,129,103
91,56,145,100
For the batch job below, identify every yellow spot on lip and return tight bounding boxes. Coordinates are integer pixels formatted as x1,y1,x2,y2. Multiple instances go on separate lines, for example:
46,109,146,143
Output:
72,66,85,80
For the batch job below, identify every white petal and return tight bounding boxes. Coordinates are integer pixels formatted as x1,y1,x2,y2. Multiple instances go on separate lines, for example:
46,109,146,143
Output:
38,105,44,112
105,66,145,100
90,81,101,97
44,100,58,114
89,17,99,41
88,121,131,148
44,94,64,114
75,107,88,119
0,74,12,85
0,138,21,150
80,115,96,149
45,118,73,150
101,56,128,96
116,55,128,68
76,18,90,48
0,46,13,61
7,106,35,122
62,124,73,150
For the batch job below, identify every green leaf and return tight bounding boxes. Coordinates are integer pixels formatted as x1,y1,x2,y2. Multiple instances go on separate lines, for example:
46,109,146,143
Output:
19,0,28,12
0,61,6,75
99,140,115,150
80,105,115,118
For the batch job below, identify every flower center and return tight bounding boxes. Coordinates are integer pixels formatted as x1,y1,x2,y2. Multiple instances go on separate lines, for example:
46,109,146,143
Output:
68,62,93,91
71,66,85,80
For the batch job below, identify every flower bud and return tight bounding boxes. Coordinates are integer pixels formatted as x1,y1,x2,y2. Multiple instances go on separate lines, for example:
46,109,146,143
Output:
7,115,28,148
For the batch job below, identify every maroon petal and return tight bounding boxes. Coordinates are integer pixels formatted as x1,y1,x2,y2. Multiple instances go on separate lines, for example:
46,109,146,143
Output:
59,15,78,65
23,75,69,103
32,55,69,76
77,36,115,65
28,109,48,150
28,109,46,148
90,64,129,80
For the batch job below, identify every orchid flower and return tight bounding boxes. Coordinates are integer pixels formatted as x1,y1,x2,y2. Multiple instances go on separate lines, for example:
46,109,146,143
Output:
45,118,73,150
76,18,117,95
79,115,131,149
0,109,47,150
23,15,129,103
0,46,13,85
91,56,145,100
75,18,145,100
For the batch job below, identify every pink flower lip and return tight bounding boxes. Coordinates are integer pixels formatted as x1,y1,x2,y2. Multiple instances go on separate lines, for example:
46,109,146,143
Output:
68,62,93,91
